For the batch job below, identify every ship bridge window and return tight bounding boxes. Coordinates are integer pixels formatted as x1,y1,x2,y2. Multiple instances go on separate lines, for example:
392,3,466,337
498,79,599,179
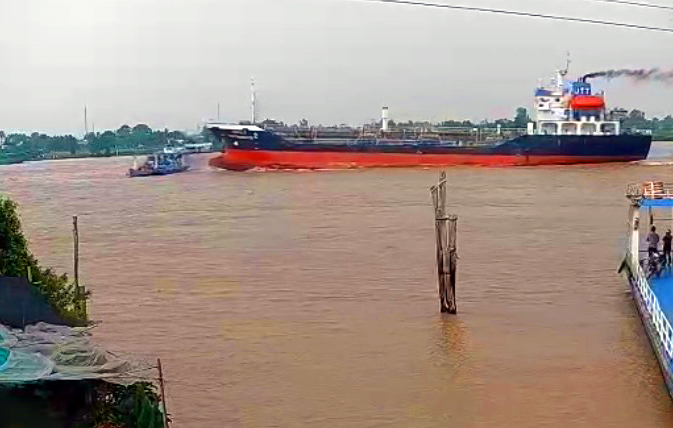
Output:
580,123,597,135
601,123,617,135
561,123,577,135
540,122,558,135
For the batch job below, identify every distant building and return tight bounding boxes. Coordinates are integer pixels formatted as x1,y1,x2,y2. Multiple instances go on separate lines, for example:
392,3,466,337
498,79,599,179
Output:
610,108,629,121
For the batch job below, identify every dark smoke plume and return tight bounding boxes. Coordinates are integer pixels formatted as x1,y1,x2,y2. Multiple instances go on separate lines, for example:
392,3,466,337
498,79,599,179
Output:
582,68,673,83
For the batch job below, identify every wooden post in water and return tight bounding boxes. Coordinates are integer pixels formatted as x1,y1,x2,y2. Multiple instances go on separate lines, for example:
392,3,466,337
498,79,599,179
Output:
72,215,86,316
73,216,79,288
447,214,458,312
431,171,458,314
158,358,170,428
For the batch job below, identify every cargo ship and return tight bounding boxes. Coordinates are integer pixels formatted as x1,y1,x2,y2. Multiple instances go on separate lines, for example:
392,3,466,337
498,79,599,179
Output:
207,68,651,171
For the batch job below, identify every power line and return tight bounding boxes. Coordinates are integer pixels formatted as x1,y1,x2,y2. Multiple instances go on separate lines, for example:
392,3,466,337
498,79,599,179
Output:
583,0,673,12
359,0,673,33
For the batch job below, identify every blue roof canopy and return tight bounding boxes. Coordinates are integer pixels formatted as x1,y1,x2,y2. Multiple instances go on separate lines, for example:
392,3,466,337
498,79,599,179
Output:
640,199,673,208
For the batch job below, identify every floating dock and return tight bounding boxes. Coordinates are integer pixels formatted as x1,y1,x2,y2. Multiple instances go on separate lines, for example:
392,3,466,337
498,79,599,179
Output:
623,182,673,397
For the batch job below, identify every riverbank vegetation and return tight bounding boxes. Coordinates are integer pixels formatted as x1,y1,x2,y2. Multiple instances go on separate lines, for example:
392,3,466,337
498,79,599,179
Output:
0,196,88,324
0,195,166,428
0,124,219,165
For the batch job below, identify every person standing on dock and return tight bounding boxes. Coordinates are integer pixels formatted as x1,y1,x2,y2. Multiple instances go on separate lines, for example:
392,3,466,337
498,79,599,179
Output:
647,226,660,258
664,230,672,266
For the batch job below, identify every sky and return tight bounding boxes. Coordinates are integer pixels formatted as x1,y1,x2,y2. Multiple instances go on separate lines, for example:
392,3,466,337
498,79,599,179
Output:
0,0,672,135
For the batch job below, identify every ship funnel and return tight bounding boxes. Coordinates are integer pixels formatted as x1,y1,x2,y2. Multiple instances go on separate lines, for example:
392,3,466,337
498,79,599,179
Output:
381,106,389,132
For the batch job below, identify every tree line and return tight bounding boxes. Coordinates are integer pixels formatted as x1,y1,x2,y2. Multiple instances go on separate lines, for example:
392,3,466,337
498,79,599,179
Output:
0,124,217,164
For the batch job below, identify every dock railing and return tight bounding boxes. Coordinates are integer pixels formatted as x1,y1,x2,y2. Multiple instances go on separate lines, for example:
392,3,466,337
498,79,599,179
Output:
630,251,673,359
627,182,673,203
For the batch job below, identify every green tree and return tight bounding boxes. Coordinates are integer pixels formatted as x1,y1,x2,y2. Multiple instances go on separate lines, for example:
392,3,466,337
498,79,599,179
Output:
67,135,78,155
166,130,186,141
132,124,152,135
629,109,646,120
622,109,650,131
0,196,88,323
89,130,115,155
513,107,530,127
84,132,97,143
441,120,471,127
495,118,514,127
0,197,31,276
116,124,132,137
660,115,673,132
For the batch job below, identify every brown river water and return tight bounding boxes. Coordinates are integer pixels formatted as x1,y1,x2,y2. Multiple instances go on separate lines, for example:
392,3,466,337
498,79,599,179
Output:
4,146,673,427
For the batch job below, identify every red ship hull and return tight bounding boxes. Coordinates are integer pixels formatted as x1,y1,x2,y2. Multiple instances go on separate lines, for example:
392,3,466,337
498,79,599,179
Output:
208,149,643,171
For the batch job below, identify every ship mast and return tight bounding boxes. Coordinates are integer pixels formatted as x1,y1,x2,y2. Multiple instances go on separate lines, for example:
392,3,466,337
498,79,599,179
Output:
251,78,257,124
557,52,571,89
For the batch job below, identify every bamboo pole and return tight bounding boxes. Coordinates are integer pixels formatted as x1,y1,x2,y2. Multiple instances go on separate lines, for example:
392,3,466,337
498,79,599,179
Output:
72,215,88,317
431,171,458,314
447,215,458,314
158,358,170,428
73,216,79,288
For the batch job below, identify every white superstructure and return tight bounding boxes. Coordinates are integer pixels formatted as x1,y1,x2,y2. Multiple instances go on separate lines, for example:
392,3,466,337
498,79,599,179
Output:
528,69,620,136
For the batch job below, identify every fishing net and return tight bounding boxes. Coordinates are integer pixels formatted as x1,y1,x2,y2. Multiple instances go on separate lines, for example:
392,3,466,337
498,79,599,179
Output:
0,322,155,385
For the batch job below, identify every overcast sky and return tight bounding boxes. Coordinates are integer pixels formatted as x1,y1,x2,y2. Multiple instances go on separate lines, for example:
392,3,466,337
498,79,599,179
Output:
0,0,671,135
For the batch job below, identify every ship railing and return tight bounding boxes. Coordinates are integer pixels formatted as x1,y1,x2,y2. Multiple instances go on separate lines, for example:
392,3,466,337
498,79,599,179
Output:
627,182,673,203
630,251,673,360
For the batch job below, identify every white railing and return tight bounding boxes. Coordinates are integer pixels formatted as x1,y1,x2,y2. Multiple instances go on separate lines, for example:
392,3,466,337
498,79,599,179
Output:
627,182,673,202
631,254,673,359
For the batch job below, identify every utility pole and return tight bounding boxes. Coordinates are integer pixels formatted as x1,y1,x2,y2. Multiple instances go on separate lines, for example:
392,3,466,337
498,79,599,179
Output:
158,359,170,428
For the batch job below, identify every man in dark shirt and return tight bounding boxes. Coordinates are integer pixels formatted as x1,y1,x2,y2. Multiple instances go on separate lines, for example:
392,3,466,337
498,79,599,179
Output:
664,230,672,266
647,226,660,258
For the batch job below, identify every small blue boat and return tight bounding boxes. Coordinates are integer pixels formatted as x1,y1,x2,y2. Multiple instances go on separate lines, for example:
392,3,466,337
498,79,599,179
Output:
128,151,189,177
622,182,673,399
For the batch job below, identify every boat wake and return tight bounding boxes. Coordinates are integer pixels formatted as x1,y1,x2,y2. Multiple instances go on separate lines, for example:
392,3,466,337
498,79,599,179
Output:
636,160,673,166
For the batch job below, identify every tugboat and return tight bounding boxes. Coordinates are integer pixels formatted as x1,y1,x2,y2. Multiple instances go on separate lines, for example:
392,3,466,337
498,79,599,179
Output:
127,151,189,177
206,65,651,171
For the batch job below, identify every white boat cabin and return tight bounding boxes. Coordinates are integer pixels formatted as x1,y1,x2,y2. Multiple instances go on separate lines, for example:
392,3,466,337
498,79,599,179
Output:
527,70,620,136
